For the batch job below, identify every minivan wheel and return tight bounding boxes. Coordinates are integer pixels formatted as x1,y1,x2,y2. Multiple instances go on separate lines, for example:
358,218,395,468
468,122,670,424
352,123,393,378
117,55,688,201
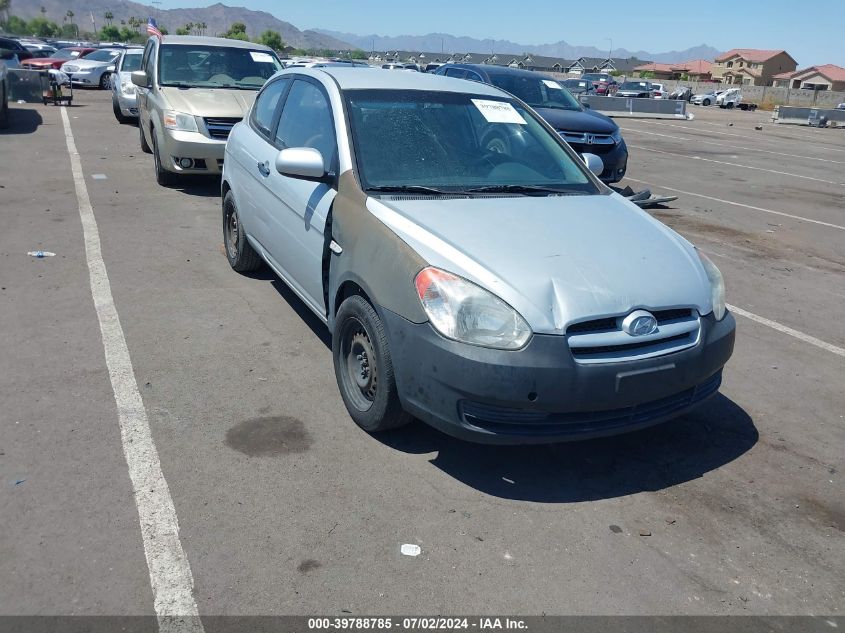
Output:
222,191,262,272
139,122,152,153
151,131,177,186
333,295,412,433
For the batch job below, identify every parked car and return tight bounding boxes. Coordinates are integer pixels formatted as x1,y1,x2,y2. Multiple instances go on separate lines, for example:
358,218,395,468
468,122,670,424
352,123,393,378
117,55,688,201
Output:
111,48,143,122
717,88,742,108
691,89,721,106
0,57,9,129
61,47,122,89
132,35,283,185
21,47,96,70
221,67,735,443
435,63,628,182
0,48,32,69
381,63,408,70
837,103,845,110
25,47,57,58
582,72,617,95
0,37,29,54
616,80,653,98
424,63,443,73
669,86,693,101
650,82,666,99
561,78,595,96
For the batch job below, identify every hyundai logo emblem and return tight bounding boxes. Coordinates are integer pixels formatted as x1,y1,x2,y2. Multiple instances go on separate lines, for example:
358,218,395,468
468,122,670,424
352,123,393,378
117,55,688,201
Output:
622,310,658,337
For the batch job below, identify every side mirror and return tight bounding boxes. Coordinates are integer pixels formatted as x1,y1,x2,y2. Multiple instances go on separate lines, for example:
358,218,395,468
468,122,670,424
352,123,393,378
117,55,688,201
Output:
275,147,327,180
581,153,604,176
130,70,149,88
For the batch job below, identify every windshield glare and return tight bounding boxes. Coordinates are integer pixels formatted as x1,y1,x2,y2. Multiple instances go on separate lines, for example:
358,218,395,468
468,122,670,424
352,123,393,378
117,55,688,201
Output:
345,89,597,194
159,44,283,89
620,81,650,90
51,49,78,58
85,49,120,62
489,75,582,111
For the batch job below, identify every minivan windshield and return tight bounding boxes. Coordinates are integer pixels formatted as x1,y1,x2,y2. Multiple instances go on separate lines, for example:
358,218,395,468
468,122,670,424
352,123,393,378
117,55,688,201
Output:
121,52,143,72
84,49,121,63
620,81,651,90
345,89,598,195
488,75,582,111
158,44,283,89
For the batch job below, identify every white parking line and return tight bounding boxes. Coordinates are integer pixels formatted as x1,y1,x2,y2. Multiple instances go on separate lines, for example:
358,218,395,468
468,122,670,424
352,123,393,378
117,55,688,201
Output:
620,126,845,164
627,145,845,186
624,177,845,231
727,304,845,358
641,120,845,153
60,107,204,632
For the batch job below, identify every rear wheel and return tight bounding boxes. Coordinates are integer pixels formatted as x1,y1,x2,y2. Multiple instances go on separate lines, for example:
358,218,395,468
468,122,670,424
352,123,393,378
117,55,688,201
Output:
702,98,711,106
333,295,412,433
222,191,262,272
99,72,111,90
151,130,177,186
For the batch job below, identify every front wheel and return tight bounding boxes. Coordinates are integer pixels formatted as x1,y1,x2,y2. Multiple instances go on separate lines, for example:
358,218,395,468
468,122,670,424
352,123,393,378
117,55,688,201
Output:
702,98,711,106
333,295,412,433
222,191,263,272
151,130,177,186
112,97,129,124
139,121,152,153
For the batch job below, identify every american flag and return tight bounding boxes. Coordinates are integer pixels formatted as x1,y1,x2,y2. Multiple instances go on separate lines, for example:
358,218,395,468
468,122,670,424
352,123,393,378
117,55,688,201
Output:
147,17,162,39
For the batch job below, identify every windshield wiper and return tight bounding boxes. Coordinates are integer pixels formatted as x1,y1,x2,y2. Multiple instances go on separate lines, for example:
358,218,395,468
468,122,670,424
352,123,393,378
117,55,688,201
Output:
463,184,581,195
367,185,453,195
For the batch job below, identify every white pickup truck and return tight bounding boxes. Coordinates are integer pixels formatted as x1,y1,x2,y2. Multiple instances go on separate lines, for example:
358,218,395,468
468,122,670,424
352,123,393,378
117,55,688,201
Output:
717,88,758,110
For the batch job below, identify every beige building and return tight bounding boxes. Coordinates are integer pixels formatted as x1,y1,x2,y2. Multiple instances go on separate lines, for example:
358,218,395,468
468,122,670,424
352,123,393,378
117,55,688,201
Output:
711,49,797,86
772,64,845,91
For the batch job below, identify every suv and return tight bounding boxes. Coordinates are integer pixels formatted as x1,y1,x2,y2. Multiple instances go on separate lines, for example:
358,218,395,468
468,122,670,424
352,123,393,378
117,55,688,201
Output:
435,64,628,183
132,35,283,185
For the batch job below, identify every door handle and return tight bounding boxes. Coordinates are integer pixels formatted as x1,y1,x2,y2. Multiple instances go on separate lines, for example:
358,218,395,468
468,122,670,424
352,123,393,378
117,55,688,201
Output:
257,161,270,177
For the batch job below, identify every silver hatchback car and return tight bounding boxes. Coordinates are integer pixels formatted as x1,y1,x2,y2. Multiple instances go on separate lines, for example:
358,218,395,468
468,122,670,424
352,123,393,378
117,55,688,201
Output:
222,68,735,444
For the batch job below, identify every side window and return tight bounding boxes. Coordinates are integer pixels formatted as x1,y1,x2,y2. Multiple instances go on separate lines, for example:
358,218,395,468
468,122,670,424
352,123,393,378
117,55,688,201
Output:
250,77,290,139
275,80,336,170
143,41,155,83
466,71,483,82
445,67,467,79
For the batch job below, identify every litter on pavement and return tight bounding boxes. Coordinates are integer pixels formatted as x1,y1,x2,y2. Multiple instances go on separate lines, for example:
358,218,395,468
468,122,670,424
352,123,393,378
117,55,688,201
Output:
400,544,421,556
27,250,56,258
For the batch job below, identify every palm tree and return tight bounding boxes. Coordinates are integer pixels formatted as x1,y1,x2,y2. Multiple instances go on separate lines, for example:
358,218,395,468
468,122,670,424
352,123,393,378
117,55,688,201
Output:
185,21,194,34
40,6,47,18
199,22,207,35
0,0,12,25
65,9,78,37
104,11,113,26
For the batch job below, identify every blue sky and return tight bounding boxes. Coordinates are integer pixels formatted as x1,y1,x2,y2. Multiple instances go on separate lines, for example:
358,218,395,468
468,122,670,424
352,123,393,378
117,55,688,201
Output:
157,0,840,67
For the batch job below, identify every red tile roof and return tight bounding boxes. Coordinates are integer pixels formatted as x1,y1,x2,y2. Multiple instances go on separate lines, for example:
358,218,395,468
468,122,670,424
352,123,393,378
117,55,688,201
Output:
773,64,845,82
715,49,790,63
677,59,713,75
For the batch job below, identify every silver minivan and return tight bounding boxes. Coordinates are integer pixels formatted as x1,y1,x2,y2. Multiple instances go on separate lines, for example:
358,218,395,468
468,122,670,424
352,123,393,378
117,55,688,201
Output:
221,68,735,444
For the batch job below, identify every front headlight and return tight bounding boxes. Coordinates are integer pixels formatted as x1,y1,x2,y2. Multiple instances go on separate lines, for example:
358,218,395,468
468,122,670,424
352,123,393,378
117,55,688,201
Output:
414,267,532,350
163,110,198,133
120,81,135,96
611,128,623,143
696,250,726,320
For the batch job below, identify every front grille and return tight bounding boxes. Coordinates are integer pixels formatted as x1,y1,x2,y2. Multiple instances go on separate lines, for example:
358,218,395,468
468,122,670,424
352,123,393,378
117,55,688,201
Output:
203,117,241,140
459,371,722,436
566,308,699,364
558,130,615,145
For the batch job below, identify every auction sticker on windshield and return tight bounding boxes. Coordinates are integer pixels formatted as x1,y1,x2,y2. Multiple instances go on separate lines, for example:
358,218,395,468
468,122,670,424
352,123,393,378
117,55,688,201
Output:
471,99,526,124
250,51,274,63
542,79,562,89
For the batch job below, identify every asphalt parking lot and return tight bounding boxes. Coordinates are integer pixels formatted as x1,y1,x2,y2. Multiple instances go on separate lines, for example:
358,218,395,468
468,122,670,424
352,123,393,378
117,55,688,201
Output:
1,90,843,621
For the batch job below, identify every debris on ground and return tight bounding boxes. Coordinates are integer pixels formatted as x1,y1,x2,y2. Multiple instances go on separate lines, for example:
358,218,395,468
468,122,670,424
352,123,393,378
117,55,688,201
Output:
27,250,56,258
638,529,652,537
755,125,763,131
400,544,421,556
613,186,678,209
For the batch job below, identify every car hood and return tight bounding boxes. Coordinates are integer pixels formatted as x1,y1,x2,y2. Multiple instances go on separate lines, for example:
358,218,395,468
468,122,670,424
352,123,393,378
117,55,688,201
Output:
23,58,65,68
160,86,258,118
534,107,617,134
366,193,712,333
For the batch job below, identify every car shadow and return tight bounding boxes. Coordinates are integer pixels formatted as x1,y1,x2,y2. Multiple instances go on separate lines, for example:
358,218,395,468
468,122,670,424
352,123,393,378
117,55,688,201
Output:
376,393,757,503
172,176,221,198
0,107,43,135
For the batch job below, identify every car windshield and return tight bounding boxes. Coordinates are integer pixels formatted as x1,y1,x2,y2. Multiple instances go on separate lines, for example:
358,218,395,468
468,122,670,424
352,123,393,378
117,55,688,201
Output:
84,49,120,63
50,49,78,59
489,75,582,111
158,44,283,89
121,53,143,72
345,89,598,195
583,74,609,82
620,81,649,90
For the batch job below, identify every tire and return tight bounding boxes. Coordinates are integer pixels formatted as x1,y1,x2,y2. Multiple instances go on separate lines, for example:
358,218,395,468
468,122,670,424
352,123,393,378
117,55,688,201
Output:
222,190,262,272
702,98,711,106
99,72,111,90
151,129,177,186
333,295,412,433
0,89,8,129
139,121,152,153
112,96,129,124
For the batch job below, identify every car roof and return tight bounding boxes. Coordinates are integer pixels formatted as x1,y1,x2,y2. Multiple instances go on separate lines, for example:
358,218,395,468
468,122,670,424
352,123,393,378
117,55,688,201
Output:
155,35,274,51
447,63,554,81
286,67,507,96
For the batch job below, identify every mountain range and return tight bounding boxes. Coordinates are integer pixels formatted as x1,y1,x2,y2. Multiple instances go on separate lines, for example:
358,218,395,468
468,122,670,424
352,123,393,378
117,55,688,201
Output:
12,0,353,50
316,29,722,64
